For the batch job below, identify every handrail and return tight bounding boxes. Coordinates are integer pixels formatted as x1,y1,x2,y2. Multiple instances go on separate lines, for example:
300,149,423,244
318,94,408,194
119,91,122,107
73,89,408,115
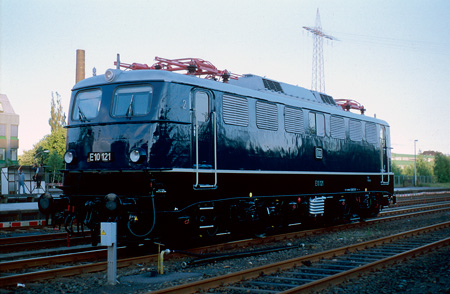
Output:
194,112,217,190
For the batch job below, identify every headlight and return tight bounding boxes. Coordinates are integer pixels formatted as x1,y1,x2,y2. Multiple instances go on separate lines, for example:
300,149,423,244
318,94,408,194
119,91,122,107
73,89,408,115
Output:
64,150,76,164
105,193,120,212
105,69,116,82
38,193,53,213
130,148,146,163
105,68,122,82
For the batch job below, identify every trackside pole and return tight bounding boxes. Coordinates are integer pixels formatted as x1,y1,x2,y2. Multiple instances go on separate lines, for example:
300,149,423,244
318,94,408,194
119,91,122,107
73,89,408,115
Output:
100,222,117,285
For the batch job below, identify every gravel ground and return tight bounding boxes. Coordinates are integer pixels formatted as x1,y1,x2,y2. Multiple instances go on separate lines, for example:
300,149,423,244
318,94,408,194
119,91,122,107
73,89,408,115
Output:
318,245,450,294
2,210,450,294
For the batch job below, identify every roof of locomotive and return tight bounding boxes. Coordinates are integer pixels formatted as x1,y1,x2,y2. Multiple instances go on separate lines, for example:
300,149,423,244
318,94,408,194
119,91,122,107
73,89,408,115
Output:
73,68,389,126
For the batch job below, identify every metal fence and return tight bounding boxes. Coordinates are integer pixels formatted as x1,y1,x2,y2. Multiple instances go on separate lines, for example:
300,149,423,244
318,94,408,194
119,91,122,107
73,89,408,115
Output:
1,165,63,195
394,175,436,187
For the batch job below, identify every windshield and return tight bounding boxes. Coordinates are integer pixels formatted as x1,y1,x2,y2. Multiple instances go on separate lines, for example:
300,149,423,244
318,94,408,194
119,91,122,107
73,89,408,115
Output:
72,89,102,121
112,85,153,117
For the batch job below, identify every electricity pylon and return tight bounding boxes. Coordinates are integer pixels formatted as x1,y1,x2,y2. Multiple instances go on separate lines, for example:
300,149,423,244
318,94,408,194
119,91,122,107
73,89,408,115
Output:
303,9,337,93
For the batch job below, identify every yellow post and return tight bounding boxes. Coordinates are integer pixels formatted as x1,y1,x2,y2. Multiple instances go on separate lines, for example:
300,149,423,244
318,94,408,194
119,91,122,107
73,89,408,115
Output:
157,246,171,275
157,243,162,274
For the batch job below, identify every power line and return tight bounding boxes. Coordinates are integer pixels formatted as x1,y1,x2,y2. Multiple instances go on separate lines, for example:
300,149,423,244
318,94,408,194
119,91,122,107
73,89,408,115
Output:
330,31,450,56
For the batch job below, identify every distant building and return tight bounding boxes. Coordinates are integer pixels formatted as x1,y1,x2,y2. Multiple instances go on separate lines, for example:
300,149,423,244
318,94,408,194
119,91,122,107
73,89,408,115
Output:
0,94,19,165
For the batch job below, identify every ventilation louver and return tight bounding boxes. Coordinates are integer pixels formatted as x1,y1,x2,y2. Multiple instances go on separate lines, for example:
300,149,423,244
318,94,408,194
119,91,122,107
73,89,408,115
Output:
262,78,284,93
320,94,337,106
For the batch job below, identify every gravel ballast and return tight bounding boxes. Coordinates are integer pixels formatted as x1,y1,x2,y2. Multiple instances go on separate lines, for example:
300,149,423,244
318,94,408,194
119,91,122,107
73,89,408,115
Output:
2,210,450,294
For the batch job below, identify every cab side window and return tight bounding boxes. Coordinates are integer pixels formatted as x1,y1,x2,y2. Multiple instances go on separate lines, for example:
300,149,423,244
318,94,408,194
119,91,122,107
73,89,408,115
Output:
309,112,325,136
195,91,210,122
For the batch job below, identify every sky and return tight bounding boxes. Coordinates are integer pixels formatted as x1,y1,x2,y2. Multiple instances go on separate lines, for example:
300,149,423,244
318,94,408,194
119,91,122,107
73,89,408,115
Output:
1,0,449,156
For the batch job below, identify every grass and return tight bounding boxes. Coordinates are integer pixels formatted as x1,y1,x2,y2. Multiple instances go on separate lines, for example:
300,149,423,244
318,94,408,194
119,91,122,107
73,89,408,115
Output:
405,182,450,189
420,182,450,189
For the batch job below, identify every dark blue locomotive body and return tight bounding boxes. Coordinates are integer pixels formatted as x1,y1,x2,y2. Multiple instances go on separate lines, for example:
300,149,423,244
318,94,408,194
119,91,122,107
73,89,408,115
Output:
39,62,393,244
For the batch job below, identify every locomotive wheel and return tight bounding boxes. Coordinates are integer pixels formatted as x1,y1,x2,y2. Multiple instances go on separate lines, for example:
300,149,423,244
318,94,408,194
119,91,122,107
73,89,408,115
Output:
340,199,353,222
359,196,380,218
205,216,219,237
366,202,380,217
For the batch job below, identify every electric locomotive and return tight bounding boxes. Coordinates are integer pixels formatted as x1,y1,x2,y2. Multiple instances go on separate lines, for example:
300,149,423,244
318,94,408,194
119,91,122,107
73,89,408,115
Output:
39,56,394,245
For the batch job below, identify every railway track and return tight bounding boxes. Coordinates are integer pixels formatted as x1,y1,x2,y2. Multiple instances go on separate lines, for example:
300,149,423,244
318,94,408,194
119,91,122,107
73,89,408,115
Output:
1,204,450,288
2,200,449,253
151,221,450,293
0,233,89,253
394,191,450,207
1,200,447,255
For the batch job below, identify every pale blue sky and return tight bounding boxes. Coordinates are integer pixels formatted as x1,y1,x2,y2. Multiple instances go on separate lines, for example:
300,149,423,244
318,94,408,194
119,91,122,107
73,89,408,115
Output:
1,0,449,155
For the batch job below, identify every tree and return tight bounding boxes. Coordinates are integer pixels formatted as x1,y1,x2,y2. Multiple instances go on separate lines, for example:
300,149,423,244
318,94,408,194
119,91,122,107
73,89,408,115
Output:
19,92,67,174
402,155,434,177
46,150,64,183
19,149,35,165
391,161,403,176
434,152,450,183
416,156,434,177
49,92,66,133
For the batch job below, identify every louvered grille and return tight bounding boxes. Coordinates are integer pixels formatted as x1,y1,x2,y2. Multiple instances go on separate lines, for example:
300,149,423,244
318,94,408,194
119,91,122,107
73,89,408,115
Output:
330,116,345,139
256,101,278,131
223,95,249,127
366,123,378,144
349,120,363,141
285,107,304,134
320,94,337,105
262,78,284,93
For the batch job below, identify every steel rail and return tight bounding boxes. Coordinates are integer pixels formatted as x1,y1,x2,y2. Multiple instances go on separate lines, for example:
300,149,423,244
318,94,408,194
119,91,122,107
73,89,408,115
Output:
394,193,450,207
0,232,68,245
0,251,154,287
1,201,447,250
0,249,107,271
0,236,89,252
380,202,450,216
280,237,450,293
1,206,449,288
149,221,450,294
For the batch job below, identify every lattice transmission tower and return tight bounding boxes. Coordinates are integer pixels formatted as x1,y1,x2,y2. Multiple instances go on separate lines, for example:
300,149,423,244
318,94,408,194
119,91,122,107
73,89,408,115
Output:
303,9,337,93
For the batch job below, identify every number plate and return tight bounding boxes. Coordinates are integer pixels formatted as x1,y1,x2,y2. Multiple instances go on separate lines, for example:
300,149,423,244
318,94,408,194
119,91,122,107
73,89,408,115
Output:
88,152,113,162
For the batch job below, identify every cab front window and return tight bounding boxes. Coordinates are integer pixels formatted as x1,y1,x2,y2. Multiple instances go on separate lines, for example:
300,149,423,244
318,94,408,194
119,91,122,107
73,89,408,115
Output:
72,89,102,121
112,85,153,117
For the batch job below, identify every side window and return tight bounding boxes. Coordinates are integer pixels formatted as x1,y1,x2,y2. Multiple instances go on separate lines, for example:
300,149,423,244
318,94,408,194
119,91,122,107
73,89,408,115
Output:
195,91,210,122
11,125,18,138
309,112,325,136
10,149,17,161
309,113,316,134
0,125,5,149
316,113,325,136
380,125,386,147
72,89,102,121
112,85,152,117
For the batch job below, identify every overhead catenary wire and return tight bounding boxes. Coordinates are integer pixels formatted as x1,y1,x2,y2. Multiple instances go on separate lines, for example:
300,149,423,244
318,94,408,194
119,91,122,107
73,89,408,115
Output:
328,31,450,56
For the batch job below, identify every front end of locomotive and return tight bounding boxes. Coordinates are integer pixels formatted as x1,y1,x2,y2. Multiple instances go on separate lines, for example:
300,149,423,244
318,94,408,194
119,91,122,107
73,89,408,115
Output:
39,69,177,244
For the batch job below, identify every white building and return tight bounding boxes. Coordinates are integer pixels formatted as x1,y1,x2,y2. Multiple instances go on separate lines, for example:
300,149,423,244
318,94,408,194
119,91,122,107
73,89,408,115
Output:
0,94,20,164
